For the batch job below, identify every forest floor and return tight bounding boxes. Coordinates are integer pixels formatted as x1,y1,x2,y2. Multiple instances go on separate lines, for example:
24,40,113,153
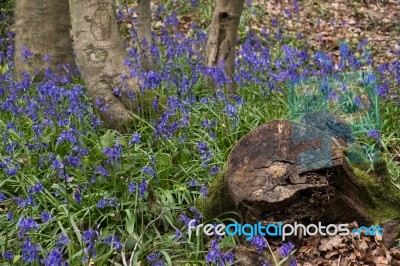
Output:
246,0,400,64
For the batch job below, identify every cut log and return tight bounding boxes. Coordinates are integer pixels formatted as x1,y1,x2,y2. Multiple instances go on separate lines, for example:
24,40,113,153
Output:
200,119,400,229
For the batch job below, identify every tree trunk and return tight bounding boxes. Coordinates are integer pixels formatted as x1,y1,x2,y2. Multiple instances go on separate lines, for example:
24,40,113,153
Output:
136,0,153,71
199,118,400,229
205,0,244,92
69,0,137,129
14,0,75,78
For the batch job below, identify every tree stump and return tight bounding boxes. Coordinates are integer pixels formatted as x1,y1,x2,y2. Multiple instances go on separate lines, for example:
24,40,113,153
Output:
200,118,400,228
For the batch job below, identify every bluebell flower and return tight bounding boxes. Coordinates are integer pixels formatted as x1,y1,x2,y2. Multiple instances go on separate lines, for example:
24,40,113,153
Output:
74,189,82,204
128,182,136,193
205,239,234,265
129,132,141,144
197,142,208,153
97,199,106,209
141,165,156,177
174,229,184,242
280,242,295,257
82,243,97,263
189,206,202,221
41,211,53,223
223,102,238,118
104,235,124,250
3,251,14,261
378,82,389,97
147,252,165,266
21,237,41,263
103,143,123,165
179,213,191,227
271,17,278,27
18,217,39,238
210,166,221,175
20,45,32,62
143,71,161,89
5,167,17,176
200,97,210,104
198,142,214,167
7,210,13,221
200,184,208,198
139,178,148,198
97,197,120,209
152,95,159,111
95,165,108,178
367,129,381,142
65,155,81,168
291,0,299,13
0,192,6,202
188,178,199,187
56,233,69,249
51,159,64,170
56,129,77,145
190,0,198,7
205,247,221,265
43,248,64,266
250,236,268,253
14,196,27,208
42,54,52,63
113,87,122,97
284,9,292,19
83,228,99,244
25,194,37,207
32,182,44,194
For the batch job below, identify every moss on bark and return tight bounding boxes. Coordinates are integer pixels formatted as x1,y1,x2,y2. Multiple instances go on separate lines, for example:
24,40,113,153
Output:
196,168,239,220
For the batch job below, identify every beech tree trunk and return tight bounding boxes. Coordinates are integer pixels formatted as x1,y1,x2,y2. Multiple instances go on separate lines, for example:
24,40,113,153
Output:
200,117,400,229
206,0,244,92
136,0,153,71
14,0,75,78
69,0,137,129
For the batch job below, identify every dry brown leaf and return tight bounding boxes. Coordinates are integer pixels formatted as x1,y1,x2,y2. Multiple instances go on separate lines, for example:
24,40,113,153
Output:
319,235,342,252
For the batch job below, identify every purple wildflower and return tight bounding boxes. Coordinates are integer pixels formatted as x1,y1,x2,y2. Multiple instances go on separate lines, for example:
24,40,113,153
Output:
141,165,156,177
129,132,141,144
20,45,32,62
280,242,295,257
18,217,39,238
367,129,381,143
3,251,14,261
21,237,41,263
41,211,53,223
250,236,268,253
128,182,136,193
188,178,199,187
139,178,148,198
104,235,124,250
200,184,208,198
147,252,165,266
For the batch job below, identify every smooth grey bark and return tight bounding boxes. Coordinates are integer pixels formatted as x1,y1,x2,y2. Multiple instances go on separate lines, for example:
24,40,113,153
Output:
69,0,137,129
14,0,76,78
206,0,244,92
136,0,153,71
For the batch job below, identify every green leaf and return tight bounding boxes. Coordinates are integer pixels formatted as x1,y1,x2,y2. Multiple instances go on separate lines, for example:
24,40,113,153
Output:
13,255,21,263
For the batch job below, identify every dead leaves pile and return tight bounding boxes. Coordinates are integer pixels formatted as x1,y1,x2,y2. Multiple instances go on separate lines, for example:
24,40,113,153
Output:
296,226,400,265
